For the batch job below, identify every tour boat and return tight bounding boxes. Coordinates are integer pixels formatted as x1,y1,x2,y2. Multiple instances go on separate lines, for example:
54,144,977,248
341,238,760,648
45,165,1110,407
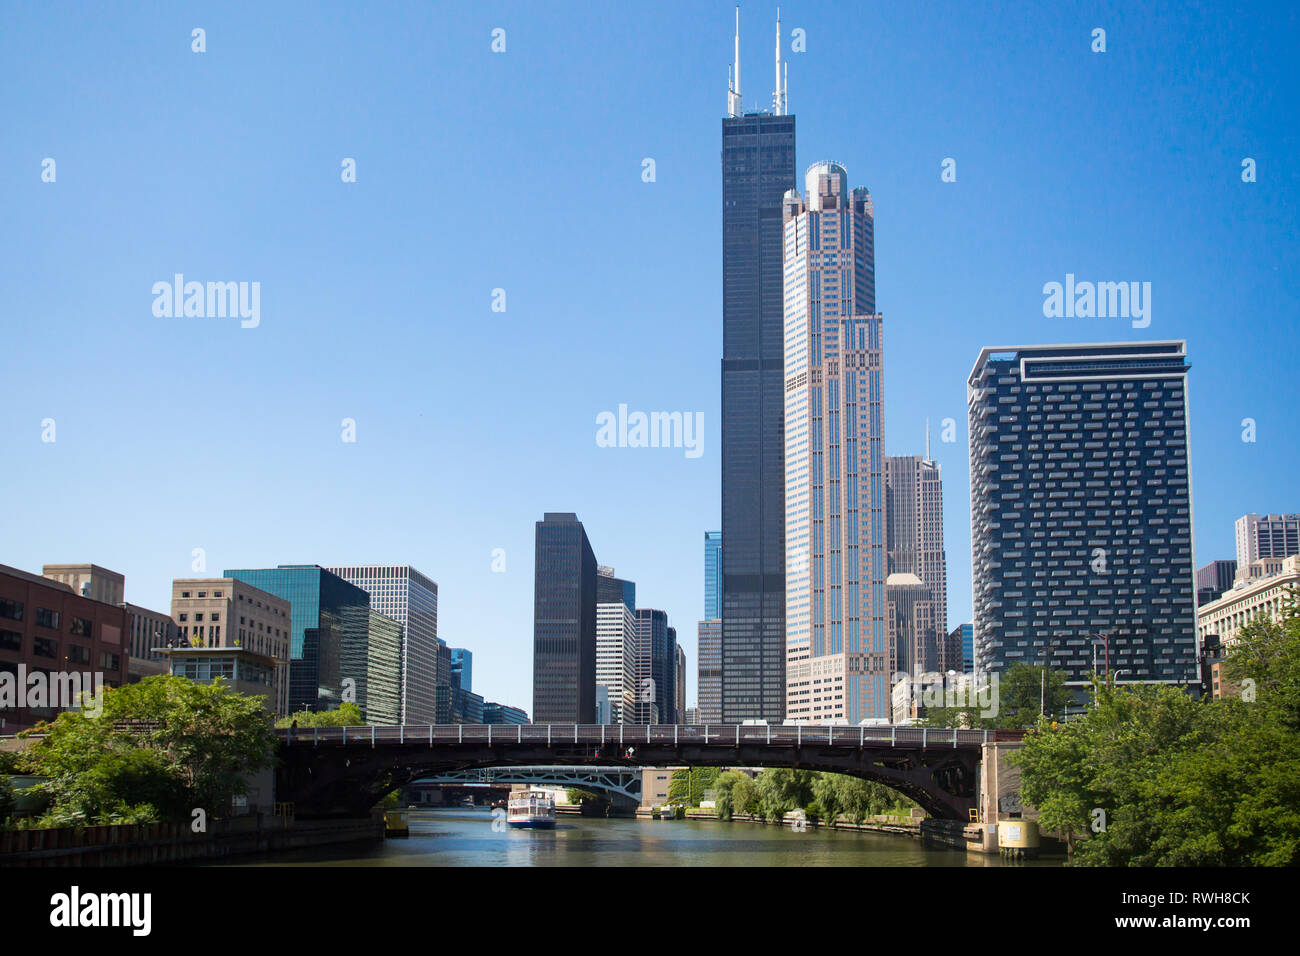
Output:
507,789,556,829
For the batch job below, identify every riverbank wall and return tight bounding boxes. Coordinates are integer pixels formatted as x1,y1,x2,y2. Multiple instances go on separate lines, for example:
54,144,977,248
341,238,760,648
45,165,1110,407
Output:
0,814,384,866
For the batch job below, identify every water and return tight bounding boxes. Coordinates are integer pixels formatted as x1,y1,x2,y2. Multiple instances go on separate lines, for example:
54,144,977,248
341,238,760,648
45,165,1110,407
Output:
241,808,1057,867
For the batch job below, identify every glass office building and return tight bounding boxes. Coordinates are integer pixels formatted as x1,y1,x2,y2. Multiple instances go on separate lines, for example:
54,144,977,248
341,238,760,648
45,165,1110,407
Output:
532,513,598,723
324,565,440,725
703,531,722,619
967,342,1198,692
721,109,796,723
224,565,372,714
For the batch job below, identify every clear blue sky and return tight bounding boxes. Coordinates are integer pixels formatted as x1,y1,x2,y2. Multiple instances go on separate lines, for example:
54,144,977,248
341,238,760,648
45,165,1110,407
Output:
2,1,1296,712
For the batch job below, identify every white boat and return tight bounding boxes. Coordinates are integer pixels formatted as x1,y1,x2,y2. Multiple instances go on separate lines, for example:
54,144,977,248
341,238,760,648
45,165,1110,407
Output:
507,789,556,829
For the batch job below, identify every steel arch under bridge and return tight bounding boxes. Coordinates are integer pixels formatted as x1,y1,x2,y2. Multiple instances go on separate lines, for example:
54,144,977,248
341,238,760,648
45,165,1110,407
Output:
275,723,1023,820
415,766,643,802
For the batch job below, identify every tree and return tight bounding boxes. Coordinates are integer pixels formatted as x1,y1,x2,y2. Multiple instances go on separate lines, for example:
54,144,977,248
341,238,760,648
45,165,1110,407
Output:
275,702,366,728
22,675,275,827
1013,612,1300,866
668,766,720,806
0,775,14,825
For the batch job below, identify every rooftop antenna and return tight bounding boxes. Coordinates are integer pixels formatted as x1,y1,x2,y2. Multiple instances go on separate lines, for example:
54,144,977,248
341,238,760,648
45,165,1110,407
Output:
926,418,932,460
773,8,786,115
728,5,742,117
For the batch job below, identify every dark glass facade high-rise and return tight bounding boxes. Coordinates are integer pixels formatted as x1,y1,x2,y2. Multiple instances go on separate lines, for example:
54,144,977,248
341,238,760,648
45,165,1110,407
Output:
532,513,597,723
703,531,722,619
223,565,371,713
968,342,1197,692
634,608,675,723
721,111,796,723
596,565,635,611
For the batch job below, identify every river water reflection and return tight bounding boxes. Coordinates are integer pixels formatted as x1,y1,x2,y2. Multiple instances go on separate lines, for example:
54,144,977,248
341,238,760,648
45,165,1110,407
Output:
241,808,1059,867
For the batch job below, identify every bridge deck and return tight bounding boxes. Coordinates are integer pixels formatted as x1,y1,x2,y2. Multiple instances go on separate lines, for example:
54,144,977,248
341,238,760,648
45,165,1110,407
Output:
277,723,1022,750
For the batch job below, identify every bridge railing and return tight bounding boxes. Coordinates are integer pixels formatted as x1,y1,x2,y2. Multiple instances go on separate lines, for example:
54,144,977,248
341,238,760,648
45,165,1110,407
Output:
279,724,1018,748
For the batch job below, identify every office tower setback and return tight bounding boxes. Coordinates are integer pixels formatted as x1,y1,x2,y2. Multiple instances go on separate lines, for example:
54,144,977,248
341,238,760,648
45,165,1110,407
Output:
703,532,722,620
596,594,638,724
886,455,948,622
1235,514,1300,567
968,342,1197,691
450,648,471,692
720,11,797,722
171,577,291,714
1196,559,1238,607
532,513,598,723
634,608,674,723
596,565,636,611
951,622,975,674
223,565,369,714
886,574,939,679
697,619,722,723
324,565,440,725
781,161,886,722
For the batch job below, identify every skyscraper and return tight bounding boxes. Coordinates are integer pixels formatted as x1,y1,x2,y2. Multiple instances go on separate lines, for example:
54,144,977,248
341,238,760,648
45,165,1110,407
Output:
696,621,722,724
968,342,1197,692
1235,514,1300,566
324,565,440,725
720,10,797,723
223,565,370,714
703,531,722,620
885,453,948,674
596,566,637,724
781,161,886,723
532,513,598,723
449,647,471,692
634,608,675,723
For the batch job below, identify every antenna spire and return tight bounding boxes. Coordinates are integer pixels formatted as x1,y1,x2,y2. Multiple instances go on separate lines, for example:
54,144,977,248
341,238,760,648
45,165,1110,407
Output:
728,5,742,117
773,8,785,115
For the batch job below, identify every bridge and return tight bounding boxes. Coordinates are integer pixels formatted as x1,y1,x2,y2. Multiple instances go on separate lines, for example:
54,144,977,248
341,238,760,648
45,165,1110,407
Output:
415,766,643,804
276,723,1023,820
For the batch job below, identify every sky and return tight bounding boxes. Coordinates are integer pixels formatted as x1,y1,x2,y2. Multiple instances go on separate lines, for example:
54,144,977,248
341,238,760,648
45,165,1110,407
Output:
2,0,1297,713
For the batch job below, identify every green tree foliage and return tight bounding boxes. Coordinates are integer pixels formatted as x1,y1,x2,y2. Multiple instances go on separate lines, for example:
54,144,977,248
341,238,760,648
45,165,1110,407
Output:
668,766,720,806
275,702,366,728
712,768,916,823
812,773,916,823
0,775,14,825
1014,610,1300,866
21,674,275,827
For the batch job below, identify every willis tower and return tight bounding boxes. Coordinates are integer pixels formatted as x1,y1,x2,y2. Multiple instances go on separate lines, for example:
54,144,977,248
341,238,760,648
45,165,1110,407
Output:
720,7,794,721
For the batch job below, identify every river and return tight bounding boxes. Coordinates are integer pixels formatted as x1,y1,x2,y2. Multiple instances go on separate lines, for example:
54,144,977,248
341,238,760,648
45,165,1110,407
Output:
239,808,1058,866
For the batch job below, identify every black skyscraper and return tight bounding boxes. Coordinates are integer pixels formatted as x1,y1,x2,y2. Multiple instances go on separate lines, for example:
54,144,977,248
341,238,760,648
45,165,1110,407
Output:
532,513,597,723
721,110,796,722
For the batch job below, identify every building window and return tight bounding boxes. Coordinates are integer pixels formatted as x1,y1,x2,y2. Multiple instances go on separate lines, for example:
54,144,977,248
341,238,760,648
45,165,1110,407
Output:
65,644,91,665
99,651,121,671
70,616,93,637
181,591,191,598
0,599,22,621
33,637,56,659
0,629,21,652
35,608,60,630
